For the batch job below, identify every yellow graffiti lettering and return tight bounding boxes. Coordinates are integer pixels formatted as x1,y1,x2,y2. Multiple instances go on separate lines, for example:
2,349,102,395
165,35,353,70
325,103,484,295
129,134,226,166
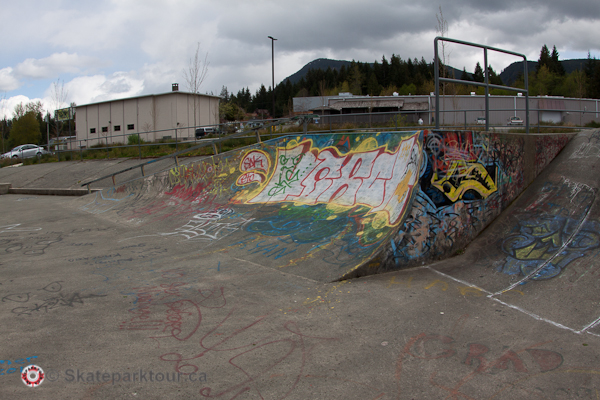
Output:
387,276,414,289
432,161,497,202
458,286,483,296
425,280,448,291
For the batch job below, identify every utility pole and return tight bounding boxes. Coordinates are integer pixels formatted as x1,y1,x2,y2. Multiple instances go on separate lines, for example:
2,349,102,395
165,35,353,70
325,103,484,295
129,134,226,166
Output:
268,36,277,119
46,113,50,152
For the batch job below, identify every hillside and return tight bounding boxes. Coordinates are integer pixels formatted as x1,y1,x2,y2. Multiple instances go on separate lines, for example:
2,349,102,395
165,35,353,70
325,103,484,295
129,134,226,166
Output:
283,58,464,85
282,59,355,84
283,58,592,88
500,59,590,85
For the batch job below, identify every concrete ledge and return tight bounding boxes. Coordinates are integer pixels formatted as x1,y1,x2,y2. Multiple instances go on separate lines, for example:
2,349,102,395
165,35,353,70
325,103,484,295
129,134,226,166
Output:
0,183,12,195
7,187,101,196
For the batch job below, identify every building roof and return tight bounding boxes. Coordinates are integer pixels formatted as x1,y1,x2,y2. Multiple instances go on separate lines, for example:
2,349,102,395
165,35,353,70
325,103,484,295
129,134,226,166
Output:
76,90,221,108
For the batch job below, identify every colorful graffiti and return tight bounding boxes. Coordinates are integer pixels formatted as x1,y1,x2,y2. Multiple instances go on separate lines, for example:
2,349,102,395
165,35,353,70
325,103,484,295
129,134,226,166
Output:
383,131,513,269
79,130,572,280
237,134,422,228
421,131,499,207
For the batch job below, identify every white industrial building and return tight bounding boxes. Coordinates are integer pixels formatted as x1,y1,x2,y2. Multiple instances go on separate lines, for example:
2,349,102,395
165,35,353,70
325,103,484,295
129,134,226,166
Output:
293,93,600,127
75,84,220,147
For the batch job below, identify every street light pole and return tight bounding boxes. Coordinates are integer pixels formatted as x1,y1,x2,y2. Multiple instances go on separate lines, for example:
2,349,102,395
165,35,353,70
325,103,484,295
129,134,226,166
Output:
268,36,277,120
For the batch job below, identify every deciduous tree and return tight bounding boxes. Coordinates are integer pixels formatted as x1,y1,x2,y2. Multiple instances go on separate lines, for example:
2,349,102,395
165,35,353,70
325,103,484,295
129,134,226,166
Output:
10,111,40,146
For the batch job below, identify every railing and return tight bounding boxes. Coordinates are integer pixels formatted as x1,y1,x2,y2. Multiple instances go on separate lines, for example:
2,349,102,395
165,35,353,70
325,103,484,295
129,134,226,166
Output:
434,37,530,133
79,114,318,191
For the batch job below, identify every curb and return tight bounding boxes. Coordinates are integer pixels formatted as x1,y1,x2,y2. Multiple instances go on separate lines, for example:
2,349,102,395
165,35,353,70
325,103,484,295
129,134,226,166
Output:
1,185,101,196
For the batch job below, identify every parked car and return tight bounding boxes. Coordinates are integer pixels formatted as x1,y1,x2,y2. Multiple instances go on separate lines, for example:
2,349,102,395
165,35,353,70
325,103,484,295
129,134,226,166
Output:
195,127,217,138
476,117,486,125
507,116,524,125
0,144,52,159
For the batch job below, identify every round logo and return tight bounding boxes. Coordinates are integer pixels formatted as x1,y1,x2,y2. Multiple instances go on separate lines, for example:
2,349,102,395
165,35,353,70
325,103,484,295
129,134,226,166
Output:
21,365,44,387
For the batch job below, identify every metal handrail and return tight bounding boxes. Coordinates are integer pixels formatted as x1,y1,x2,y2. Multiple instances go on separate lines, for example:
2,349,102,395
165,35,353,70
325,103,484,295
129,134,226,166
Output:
434,36,530,133
80,114,318,191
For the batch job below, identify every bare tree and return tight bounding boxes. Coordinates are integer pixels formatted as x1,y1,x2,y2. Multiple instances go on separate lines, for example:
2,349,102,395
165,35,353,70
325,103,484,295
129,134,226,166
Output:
183,42,209,129
51,79,68,114
50,79,69,145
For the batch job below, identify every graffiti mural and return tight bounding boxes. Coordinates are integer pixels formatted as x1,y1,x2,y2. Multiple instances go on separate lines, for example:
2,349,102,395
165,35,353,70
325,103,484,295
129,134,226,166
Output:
383,131,516,268
238,134,422,227
498,179,599,280
79,130,572,280
420,131,499,207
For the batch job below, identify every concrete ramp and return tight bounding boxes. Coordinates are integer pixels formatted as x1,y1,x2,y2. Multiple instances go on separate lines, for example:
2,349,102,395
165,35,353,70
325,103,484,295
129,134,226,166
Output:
430,129,600,334
77,130,574,281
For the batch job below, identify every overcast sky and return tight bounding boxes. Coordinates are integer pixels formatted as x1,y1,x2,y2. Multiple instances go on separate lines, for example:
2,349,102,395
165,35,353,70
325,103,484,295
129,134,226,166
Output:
1,0,599,119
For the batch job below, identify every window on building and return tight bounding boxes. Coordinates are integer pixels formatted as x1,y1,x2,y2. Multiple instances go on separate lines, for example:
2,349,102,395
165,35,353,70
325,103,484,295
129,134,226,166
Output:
90,128,96,134
127,124,135,130
114,125,121,131
102,127,108,133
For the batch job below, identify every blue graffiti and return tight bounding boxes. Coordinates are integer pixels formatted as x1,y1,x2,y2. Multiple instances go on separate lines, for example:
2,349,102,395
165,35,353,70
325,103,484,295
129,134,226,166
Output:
498,216,600,280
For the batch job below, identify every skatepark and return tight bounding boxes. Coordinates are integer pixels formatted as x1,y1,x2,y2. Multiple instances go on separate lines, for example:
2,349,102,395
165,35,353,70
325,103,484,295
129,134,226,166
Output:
2,128,600,399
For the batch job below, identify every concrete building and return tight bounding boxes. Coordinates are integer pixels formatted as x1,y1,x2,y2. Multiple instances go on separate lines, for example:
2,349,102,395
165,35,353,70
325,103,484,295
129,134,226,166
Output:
75,85,220,147
293,93,600,127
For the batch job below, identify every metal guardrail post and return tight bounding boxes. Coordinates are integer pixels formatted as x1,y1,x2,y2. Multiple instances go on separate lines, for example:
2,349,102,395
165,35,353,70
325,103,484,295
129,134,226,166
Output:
212,143,218,155
484,47,490,132
434,37,529,134
434,42,440,129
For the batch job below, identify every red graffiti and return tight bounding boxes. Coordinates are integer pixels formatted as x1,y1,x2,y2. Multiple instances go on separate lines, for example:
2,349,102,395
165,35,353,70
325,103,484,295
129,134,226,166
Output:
240,151,269,173
396,331,564,399
236,172,265,186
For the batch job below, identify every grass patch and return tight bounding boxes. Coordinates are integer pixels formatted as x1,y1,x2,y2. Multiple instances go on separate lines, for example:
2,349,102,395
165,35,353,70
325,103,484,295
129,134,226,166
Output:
586,121,600,128
0,157,22,168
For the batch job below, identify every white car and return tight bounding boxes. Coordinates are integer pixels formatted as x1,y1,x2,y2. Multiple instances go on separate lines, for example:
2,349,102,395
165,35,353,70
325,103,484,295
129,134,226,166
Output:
507,116,524,125
476,117,486,125
1,144,52,159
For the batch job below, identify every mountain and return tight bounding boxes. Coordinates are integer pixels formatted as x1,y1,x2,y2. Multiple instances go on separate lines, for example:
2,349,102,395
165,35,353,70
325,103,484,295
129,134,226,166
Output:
282,58,354,84
282,58,464,85
500,59,590,85
283,58,592,89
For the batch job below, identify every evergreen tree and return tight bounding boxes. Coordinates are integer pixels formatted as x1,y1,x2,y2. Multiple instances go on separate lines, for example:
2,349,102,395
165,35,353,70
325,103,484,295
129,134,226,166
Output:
590,62,600,99
550,46,565,76
487,65,503,85
585,51,596,79
537,45,551,75
366,73,381,95
473,62,484,83
461,68,471,81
